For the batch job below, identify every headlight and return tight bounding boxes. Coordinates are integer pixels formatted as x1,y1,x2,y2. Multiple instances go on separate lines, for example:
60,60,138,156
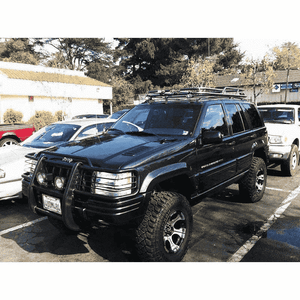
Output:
269,135,287,144
0,169,5,179
92,171,137,197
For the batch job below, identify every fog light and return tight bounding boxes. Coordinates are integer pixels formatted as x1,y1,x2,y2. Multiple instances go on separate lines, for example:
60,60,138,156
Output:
37,172,46,185
54,176,65,190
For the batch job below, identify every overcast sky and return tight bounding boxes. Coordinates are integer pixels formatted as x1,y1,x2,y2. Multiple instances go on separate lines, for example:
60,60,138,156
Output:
235,38,300,61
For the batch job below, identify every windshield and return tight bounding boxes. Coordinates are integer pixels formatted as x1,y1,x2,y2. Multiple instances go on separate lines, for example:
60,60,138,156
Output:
258,107,295,124
111,103,202,136
22,123,81,148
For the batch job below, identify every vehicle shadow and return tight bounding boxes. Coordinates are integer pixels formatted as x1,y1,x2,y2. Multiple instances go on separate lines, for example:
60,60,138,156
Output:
213,187,245,203
0,214,139,262
87,226,140,262
0,198,39,232
267,163,292,177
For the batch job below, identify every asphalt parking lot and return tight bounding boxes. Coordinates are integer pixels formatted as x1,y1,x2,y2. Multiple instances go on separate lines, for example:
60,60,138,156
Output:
1,163,299,300
1,163,300,263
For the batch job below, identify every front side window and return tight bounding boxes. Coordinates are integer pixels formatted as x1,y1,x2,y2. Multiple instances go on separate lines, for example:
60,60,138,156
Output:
76,122,115,139
76,125,98,139
202,104,228,136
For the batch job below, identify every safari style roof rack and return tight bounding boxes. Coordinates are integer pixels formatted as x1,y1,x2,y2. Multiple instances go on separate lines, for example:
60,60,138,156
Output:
145,87,247,102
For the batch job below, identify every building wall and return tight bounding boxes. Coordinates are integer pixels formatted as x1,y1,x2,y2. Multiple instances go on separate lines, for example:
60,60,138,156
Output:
260,89,300,104
244,88,300,104
0,95,105,123
0,77,112,99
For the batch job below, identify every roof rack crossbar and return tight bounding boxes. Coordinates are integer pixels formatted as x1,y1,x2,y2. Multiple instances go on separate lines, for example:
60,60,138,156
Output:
146,87,246,101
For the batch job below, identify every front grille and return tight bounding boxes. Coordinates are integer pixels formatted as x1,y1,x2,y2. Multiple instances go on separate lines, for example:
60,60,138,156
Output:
35,160,73,193
75,169,94,193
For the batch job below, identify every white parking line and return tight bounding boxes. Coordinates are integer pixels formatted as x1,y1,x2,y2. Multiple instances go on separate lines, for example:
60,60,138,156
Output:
266,187,290,192
227,185,300,262
0,217,48,236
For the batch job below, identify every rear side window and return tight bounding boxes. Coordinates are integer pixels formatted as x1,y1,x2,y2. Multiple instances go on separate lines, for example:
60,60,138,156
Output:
225,103,244,134
242,103,264,128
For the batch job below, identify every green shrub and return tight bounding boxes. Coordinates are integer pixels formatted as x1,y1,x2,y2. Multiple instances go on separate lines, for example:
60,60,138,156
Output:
27,111,57,131
3,109,23,124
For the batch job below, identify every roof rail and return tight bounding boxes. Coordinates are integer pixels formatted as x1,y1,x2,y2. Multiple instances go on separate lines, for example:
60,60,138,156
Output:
146,87,246,101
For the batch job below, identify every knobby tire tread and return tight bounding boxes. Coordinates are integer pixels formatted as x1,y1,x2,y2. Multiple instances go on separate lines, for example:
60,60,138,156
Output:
135,191,192,262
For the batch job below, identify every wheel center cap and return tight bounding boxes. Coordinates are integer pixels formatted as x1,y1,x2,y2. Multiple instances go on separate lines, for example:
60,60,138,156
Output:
164,223,173,234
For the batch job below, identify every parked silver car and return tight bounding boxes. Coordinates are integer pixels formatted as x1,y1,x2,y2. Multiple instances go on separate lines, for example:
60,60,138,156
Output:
0,118,116,200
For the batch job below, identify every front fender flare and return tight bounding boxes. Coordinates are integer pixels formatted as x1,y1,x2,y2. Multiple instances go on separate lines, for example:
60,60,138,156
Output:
140,162,188,193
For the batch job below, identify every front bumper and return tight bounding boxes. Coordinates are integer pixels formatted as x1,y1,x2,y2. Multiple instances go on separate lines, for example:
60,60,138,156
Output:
0,179,22,200
268,144,292,161
25,159,148,230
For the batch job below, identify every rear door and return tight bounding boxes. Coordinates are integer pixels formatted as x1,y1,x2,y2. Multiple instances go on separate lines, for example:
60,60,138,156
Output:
223,102,255,174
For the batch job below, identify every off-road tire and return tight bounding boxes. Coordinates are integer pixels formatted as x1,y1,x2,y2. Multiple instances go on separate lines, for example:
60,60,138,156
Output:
135,191,193,262
239,157,267,203
281,144,299,176
0,138,19,147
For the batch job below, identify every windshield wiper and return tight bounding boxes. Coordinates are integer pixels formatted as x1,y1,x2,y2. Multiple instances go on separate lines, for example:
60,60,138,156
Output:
105,128,125,135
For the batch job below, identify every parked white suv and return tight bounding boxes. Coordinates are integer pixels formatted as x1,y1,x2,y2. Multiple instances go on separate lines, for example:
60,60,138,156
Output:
258,104,300,176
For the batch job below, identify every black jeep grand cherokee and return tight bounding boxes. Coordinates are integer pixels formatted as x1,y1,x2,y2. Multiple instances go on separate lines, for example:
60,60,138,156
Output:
23,87,268,262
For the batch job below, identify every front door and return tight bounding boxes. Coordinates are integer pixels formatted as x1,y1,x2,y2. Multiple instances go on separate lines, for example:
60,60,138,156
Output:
195,104,236,192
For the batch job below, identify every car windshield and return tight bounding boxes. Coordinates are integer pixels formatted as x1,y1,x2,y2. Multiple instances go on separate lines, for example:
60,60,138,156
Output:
258,107,295,124
111,102,202,136
22,123,81,148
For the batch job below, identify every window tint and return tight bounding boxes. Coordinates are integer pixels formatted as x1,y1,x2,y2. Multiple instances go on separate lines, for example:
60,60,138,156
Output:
225,104,244,134
242,103,263,128
202,104,228,136
237,104,250,130
112,103,202,136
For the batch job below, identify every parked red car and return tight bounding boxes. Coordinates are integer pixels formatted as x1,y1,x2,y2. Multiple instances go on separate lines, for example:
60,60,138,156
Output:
0,124,35,146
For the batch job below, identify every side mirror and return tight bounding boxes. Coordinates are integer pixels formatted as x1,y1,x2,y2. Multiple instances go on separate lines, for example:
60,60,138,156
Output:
202,130,223,144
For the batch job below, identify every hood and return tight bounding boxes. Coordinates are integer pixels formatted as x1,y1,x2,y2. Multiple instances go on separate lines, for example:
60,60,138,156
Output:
264,122,295,137
0,145,40,166
0,145,41,182
43,133,190,170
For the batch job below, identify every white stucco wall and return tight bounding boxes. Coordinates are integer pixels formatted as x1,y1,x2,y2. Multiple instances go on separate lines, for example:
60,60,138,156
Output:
0,78,112,99
0,96,105,122
0,62,112,123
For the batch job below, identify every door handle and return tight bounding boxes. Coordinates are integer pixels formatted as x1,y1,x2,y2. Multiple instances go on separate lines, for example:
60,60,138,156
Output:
228,141,236,146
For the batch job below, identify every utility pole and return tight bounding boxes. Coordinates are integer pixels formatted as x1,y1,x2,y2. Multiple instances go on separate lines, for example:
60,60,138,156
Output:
284,47,290,104
207,38,210,56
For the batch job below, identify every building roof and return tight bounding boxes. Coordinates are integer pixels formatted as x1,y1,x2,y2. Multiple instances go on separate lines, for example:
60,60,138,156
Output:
215,69,300,88
0,68,111,87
